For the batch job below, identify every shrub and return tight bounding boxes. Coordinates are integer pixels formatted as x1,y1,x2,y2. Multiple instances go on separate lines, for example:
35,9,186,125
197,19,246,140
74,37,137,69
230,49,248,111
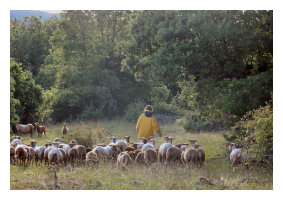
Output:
64,122,108,148
176,110,213,132
153,102,185,116
223,99,273,166
124,101,145,122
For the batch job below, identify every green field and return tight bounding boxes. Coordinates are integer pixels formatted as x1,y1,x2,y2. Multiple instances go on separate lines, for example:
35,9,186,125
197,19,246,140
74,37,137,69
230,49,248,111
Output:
10,120,273,190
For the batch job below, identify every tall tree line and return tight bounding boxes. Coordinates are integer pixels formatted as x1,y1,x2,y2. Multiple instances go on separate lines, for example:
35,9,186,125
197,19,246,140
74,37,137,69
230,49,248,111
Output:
10,10,273,125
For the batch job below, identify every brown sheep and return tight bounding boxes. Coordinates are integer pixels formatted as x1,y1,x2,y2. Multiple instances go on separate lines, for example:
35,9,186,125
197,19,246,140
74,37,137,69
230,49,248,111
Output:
117,152,132,169
34,122,46,138
10,146,16,163
14,121,33,137
85,151,99,167
165,147,182,164
62,123,69,138
75,145,87,163
59,148,67,166
182,148,197,169
193,144,205,169
135,152,145,164
144,148,158,164
27,147,35,164
124,146,135,152
15,146,28,167
68,144,79,167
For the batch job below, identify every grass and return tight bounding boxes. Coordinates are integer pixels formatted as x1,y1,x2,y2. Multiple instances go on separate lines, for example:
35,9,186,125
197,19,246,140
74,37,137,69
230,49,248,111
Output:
10,119,273,190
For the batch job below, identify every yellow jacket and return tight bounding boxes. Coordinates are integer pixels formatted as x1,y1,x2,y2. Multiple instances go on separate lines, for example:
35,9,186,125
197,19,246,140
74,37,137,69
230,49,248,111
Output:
136,113,161,138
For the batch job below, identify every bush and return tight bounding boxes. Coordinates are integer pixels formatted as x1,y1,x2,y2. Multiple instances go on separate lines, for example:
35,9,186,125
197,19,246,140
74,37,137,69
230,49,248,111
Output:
124,101,146,122
176,110,213,132
64,122,108,148
223,99,273,166
153,102,185,116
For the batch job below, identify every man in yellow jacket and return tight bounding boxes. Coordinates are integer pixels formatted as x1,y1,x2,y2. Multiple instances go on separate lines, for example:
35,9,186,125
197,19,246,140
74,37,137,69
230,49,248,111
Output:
136,105,162,138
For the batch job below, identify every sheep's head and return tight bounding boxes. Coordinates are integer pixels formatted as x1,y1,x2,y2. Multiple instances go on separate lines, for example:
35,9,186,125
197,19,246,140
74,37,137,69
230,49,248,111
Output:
189,139,197,146
69,143,76,148
168,137,175,144
131,143,138,150
229,142,236,151
70,140,77,144
175,144,182,149
163,136,169,142
52,142,59,148
193,144,200,149
141,138,147,144
149,139,156,146
63,123,67,126
34,122,39,127
124,136,130,143
108,136,116,143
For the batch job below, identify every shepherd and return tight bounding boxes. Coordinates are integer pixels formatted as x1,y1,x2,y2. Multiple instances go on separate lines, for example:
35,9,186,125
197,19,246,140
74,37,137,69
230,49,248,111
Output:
136,105,162,139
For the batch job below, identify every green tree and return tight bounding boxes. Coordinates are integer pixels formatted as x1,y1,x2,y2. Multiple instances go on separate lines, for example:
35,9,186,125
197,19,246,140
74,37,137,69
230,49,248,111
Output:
10,58,43,124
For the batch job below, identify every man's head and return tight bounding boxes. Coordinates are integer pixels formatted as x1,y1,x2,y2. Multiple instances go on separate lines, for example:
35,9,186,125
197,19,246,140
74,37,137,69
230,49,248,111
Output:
144,105,153,112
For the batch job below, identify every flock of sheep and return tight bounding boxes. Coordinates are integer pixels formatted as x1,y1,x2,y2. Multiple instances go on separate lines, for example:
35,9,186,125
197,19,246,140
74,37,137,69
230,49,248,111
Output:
10,122,245,171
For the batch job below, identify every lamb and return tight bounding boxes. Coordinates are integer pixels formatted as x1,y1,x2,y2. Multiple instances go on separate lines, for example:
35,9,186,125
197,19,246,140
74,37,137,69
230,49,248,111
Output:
144,148,158,164
165,146,182,164
182,148,197,169
62,123,69,138
193,144,205,169
141,139,156,151
159,136,174,163
116,136,130,150
117,152,132,169
229,142,246,171
15,146,28,167
68,143,79,167
137,138,148,149
48,142,63,166
34,122,46,138
135,152,145,164
85,151,99,167
14,121,34,137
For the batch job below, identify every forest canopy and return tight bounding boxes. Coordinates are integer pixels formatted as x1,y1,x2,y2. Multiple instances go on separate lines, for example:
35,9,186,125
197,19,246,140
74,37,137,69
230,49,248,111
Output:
10,10,273,128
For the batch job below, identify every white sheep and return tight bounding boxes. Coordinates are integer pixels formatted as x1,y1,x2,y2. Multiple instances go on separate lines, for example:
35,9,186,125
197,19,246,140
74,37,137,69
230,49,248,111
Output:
159,136,174,163
229,142,246,171
48,142,63,165
44,142,54,165
116,136,130,150
141,139,156,152
10,136,22,145
93,144,115,159
137,138,148,149
34,143,48,165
